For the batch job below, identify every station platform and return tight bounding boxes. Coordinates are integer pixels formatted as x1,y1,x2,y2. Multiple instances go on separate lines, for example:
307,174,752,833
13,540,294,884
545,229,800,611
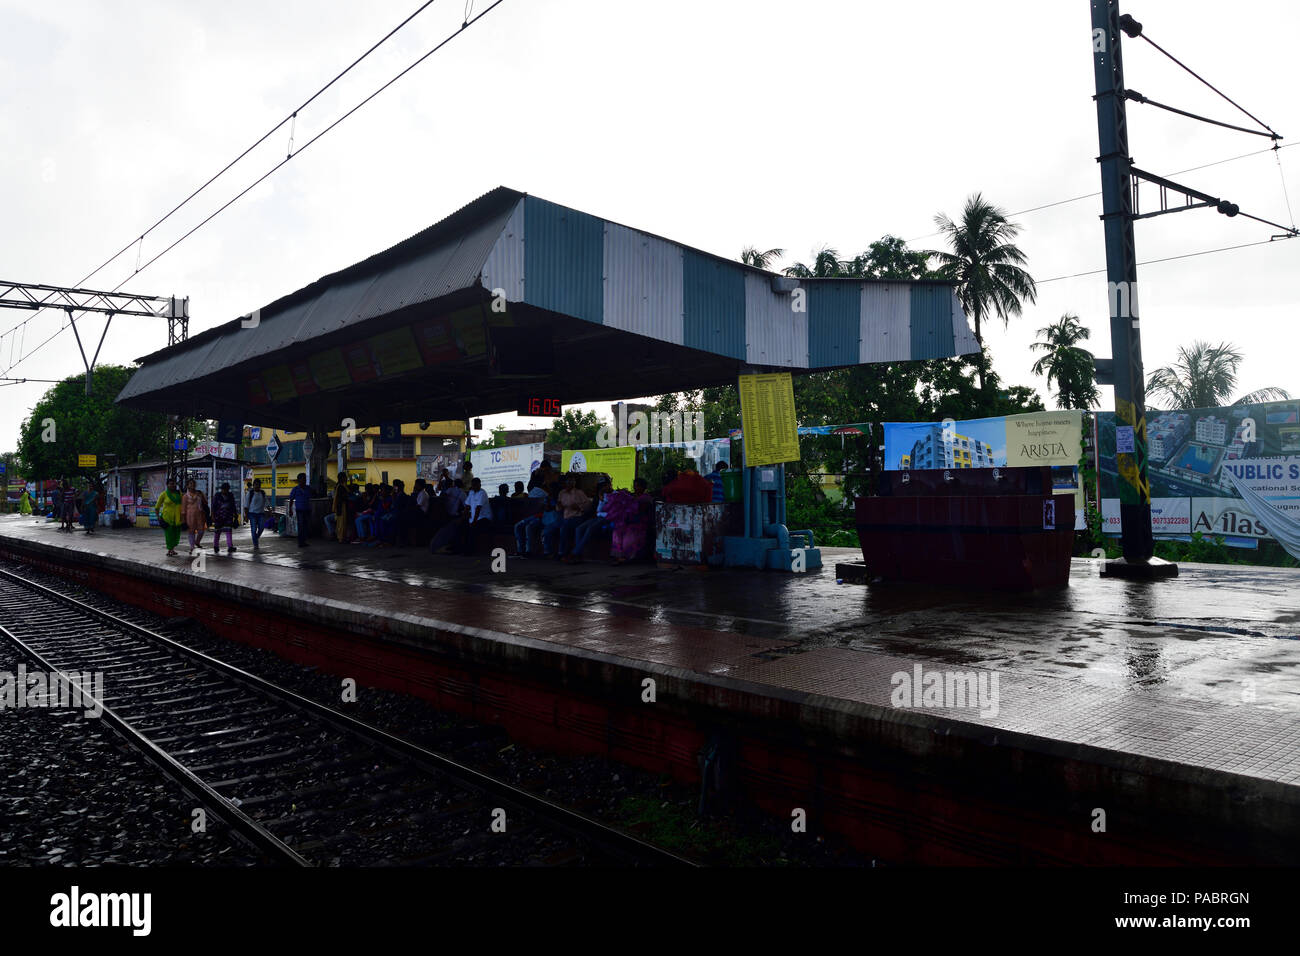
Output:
2,513,1296,865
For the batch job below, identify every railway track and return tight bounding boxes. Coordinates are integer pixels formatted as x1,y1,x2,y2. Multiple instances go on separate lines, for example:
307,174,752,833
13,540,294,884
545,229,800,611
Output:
0,561,693,867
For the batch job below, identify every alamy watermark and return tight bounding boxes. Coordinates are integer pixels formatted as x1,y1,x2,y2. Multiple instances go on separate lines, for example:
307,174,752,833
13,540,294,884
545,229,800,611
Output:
597,405,704,455
890,663,999,718
0,666,104,718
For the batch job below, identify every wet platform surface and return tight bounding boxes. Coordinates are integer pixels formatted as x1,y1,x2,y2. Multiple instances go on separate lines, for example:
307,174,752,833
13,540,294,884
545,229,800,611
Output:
3,514,1298,788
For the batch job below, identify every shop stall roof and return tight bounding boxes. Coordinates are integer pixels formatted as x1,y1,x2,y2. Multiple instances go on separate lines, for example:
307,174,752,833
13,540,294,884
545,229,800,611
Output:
117,453,254,471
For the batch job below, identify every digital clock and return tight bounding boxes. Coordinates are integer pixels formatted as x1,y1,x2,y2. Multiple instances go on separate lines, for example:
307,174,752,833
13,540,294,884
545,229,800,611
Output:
518,397,563,417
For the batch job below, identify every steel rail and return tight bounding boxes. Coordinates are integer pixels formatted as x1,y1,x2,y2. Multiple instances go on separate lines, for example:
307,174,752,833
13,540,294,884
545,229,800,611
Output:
0,617,310,867
0,563,695,867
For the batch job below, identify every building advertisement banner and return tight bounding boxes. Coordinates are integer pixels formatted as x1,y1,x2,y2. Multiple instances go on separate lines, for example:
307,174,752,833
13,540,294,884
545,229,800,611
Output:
561,446,637,491
1097,399,1300,546
882,411,1085,528
1005,412,1084,467
469,442,543,492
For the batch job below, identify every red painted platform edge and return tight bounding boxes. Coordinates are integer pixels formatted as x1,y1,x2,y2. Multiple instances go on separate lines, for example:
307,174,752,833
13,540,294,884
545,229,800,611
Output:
1,535,1293,865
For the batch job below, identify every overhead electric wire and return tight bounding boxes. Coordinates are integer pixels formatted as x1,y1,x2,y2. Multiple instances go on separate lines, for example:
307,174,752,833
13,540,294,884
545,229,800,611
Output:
905,143,1299,244
0,0,507,381
0,0,444,349
1035,235,1295,285
1135,30,1281,139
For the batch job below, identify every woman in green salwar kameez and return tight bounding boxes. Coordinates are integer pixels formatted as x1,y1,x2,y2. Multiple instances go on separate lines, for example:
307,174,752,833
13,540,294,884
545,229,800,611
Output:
157,478,184,556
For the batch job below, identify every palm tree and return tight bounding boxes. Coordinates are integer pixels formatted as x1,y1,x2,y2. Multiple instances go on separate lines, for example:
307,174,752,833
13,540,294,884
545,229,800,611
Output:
1145,341,1290,409
740,246,784,269
926,193,1037,389
1030,313,1100,410
783,246,844,278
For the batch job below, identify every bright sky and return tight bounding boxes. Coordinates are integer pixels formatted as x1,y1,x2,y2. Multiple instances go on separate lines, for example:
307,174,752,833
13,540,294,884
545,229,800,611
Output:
1,0,1296,450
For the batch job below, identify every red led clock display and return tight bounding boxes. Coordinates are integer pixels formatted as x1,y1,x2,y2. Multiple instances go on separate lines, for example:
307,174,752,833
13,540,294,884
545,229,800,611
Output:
519,397,563,417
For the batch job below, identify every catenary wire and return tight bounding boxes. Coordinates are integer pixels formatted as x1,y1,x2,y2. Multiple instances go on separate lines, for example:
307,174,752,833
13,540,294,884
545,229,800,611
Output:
0,0,507,380
0,0,445,348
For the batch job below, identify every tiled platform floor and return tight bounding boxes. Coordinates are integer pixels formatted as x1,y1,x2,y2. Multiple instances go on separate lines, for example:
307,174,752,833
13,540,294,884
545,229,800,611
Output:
3,514,1298,788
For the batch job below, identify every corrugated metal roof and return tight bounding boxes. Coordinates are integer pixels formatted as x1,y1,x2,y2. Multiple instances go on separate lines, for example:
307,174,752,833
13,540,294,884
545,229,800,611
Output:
603,222,685,345
118,186,977,425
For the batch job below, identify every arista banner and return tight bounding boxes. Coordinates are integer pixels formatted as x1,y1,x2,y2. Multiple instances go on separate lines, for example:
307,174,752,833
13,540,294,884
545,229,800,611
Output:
881,411,1085,528
1097,398,1300,546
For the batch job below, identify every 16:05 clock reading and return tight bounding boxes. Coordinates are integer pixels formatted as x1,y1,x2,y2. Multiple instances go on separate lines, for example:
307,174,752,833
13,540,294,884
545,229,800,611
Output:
519,397,563,417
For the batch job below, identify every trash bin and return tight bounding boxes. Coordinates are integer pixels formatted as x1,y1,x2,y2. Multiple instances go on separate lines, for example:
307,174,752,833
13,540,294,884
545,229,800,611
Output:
721,470,742,503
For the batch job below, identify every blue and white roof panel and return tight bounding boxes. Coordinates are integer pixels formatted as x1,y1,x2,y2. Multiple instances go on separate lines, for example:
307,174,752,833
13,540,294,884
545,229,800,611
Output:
480,194,977,369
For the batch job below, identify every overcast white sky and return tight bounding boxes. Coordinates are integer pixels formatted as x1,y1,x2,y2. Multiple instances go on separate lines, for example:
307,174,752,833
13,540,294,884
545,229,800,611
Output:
1,0,1296,449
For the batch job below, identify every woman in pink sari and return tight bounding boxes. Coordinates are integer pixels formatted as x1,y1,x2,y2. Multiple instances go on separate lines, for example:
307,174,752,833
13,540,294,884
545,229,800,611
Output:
607,478,653,563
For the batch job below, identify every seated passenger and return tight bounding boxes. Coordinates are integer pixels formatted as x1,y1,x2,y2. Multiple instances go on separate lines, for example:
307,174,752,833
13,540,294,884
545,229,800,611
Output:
490,483,513,532
512,493,551,558
455,478,493,554
608,478,654,564
565,480,614,564
511,481,528,499
553,476,590,559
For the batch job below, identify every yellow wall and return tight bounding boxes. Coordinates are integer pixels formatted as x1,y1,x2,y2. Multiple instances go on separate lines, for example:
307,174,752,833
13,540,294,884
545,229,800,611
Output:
245,421,464,491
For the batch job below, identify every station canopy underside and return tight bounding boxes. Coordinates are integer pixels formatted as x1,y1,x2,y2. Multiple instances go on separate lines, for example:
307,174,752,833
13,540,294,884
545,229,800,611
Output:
116,186,979,431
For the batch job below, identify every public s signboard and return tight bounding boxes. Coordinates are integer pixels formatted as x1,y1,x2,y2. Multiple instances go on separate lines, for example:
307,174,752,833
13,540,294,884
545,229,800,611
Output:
1097,399,1300,547
78,454,97,467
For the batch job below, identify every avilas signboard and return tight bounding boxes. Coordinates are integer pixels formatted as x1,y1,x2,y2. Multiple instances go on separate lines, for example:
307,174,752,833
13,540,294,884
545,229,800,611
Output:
1097,398,1300,546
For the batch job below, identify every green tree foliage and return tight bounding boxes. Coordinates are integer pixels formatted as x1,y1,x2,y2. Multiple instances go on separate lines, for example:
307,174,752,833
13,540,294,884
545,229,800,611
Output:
653,357,1044,543
780,235,934,281
1030,313,1100,410
739,246,784,269
926,193,1037,389
1145,340,1290,409
661,228,1047,543
545,407,606,450
17,365,187,480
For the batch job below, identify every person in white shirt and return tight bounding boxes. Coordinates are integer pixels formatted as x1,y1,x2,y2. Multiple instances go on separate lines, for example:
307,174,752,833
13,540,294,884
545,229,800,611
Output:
443,480,467,518
414,478,432,541
457,478,492,554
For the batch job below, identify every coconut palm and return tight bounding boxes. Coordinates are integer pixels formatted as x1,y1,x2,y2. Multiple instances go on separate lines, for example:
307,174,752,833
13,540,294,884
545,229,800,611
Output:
1145,340,1290,409
1030,313,1100,410
926,193,1037,389
740,246,785,269
783,246,844,278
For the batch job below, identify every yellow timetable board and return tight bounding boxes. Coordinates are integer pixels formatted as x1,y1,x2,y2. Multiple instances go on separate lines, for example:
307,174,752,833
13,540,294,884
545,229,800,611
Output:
738,373,800,466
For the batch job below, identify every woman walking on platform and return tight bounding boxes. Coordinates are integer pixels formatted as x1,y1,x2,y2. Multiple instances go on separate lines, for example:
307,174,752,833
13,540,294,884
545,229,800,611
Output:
246,478,266,551
79,480,99,534
211,481,239,555
182,479,208,553
17,487,32,515
158,477,183,556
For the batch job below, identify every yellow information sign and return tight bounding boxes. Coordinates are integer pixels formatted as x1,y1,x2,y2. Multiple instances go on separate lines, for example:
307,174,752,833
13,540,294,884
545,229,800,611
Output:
738,373,801,466
77,454,97,468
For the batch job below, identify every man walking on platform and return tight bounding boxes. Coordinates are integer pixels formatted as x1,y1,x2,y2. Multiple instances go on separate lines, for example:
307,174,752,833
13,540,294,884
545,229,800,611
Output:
290,472,312,548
